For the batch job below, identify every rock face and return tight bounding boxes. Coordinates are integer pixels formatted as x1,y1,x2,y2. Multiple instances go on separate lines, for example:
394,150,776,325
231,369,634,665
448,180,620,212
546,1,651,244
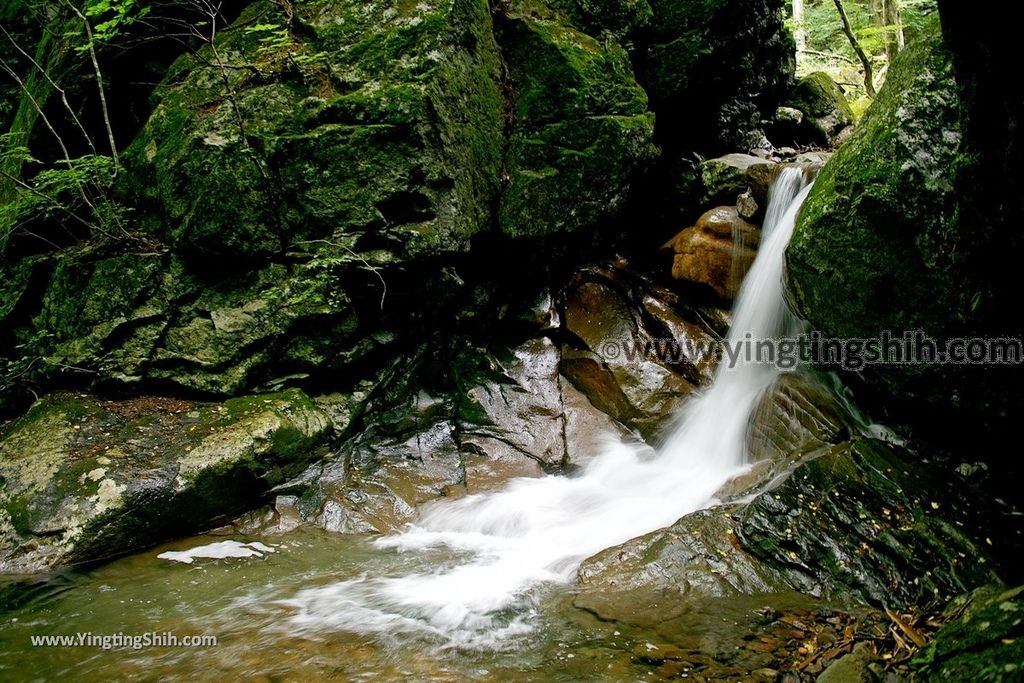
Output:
696,154,779,208
666,206,760,299
497,2,656,238
784,20,1024,457
0,389,331,573
0,0,796,407
576,436,1012,622
280,262,724,535
0,253,727,568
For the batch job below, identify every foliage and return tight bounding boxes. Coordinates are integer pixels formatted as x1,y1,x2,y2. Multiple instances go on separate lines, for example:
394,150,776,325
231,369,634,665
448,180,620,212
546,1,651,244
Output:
74,0,150,48
0,329,51,397
0,148,132,246
791,0,939,110
242,21,329,69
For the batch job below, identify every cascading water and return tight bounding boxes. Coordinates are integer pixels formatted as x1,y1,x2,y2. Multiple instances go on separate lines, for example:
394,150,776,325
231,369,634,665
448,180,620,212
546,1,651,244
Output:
282,168,815,649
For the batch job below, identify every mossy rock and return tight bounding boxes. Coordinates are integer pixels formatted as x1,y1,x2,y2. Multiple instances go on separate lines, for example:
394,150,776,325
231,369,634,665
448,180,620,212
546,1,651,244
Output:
578,436,1011,611
121,0,504,265
913,585,1024,682
0,389,332,573
788,72,854,122
498,5,656,238
787,24,959,342
775,71,854,146
546,0,653,39
784,20,1024,455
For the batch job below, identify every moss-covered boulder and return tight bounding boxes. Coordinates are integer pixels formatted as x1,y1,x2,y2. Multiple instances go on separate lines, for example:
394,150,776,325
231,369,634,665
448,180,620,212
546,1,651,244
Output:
913,584,1024,681
770,71,854,147
643,0,794,153
0,389,331,573
787,72,854,139
784,22,1024,456
122,0,504,264
497,2,656,238
0,249,375,396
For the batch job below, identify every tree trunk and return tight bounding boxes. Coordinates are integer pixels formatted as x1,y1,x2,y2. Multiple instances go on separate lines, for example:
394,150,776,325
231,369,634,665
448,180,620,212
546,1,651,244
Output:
793,0,806,54
833,0,876,97
885,0,905,54
874,0,904,62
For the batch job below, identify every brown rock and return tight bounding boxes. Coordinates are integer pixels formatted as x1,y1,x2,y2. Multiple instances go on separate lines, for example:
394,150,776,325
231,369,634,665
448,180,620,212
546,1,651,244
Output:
668,207,760,299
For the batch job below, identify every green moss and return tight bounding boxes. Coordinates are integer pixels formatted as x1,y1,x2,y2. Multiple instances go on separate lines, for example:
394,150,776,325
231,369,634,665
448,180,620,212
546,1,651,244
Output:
782,20,1021,451
546,0,653,38
914,586,1024,682
502,11,648,128
120,0,504,264
788,23,961,339
736,438,1001,608
497,6,655,238
2,389,333,571
501,114,656,237
788,71,854,121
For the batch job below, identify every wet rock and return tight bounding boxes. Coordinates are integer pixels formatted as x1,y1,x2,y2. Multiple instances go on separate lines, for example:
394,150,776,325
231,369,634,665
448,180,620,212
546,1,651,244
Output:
667,207,760,299
698,153,779,206
576,506,793,610
748,373,852,463
294,335,633,534
560,272,708,438
737,189,759,220
817,642,877,683
912,584,1024,681
577,437,1013,618
714,373,854,502
796,151,833,167
0,389,332,573
738,439,1008,607
461,338,616,468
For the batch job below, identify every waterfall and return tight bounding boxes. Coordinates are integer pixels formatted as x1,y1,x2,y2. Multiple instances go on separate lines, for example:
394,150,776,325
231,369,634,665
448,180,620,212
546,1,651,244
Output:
282,168,815,649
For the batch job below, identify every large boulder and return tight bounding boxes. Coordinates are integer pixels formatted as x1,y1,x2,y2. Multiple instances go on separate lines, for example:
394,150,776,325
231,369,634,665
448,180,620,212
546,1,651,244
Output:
0,389,332,573
558,265,716,439
1,251,374,396
665,206,760,299
769,72,854,148
496,1,656,238
122,0,504,264
242,261,725,536
784,21,1024,457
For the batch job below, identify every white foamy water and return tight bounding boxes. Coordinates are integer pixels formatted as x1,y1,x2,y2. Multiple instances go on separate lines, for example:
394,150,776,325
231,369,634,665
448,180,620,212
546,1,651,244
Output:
281,168,814,649
157,540,277,564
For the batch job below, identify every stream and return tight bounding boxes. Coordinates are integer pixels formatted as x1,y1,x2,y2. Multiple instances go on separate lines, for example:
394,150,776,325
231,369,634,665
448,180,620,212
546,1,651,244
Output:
1,169,820,680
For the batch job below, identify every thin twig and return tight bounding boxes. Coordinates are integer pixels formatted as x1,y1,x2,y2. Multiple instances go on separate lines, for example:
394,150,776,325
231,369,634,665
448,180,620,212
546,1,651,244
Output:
294,239,388,310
